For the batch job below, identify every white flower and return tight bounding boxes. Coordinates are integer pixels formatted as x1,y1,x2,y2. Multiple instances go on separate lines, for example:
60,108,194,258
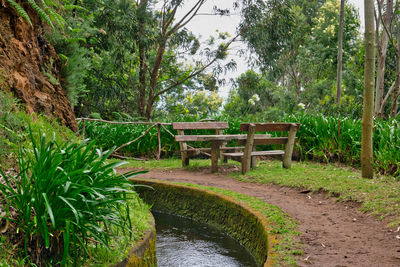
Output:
248,99,255,106
298,103,305,109
251,94,260,102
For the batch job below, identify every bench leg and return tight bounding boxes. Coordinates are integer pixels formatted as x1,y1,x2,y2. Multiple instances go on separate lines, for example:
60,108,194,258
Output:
181,152,189,167
251,145,257,169
211,141,220,173
283,124,297,169
242,124,255,174
220,141,228,163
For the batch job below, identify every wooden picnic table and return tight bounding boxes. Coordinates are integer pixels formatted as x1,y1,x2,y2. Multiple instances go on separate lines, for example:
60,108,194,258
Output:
175,134,270,172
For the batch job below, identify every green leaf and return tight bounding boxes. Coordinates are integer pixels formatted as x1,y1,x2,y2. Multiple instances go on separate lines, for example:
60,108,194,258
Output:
41,216,50,249
6,0,33,27
42,193,56,228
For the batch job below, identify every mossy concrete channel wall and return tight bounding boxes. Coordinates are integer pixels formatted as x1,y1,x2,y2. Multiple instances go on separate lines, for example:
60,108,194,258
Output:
130,178,273,267
116,213,157,267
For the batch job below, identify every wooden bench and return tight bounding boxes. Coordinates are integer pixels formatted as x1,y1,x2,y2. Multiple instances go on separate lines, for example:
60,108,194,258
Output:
222,123,301,174
173,121,236,168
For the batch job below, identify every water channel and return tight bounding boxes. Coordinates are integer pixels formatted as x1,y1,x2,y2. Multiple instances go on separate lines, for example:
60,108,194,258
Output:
153,211,258,267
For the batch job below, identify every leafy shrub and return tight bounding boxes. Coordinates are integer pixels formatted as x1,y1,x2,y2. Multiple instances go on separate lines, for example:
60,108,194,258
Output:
0,129,145,265
82,121,178,157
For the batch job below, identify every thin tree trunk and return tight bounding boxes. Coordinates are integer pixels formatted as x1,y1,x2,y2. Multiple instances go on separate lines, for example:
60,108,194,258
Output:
361,0,376,179
336,0,345,105
390,19,400,117
374,0,393,117
138,47,147,116
137,0,149,118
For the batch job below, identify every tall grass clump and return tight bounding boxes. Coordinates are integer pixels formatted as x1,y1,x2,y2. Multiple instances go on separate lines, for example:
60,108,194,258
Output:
0,129,145,265
82,121,177,157
373,118,400,176
283,113,399,177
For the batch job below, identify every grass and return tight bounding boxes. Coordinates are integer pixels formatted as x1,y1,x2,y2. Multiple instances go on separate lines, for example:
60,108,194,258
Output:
109,157,215,170
117,157,400,261
0,197,150,267
235,160,400,226
0,91,75,169
84,197,151,266
84,113,400,177
0,130,151,265
121,158,400,226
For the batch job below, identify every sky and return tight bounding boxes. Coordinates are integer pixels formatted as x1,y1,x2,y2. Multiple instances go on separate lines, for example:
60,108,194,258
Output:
177,0,365,100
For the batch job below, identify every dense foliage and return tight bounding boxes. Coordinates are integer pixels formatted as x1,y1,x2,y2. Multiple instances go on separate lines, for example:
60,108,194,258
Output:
2,0,400,264
82,113,400,178
0,128,146,265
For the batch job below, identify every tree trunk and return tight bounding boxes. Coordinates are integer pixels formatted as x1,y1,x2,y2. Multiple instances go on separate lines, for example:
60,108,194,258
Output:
390,18,400,117
137,0,149,118
374,0,393,117
361,0,376,179
138,47,147,116
336,0,345,105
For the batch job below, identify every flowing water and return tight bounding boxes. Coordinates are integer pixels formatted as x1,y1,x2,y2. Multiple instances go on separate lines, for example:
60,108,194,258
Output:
153,211,258,267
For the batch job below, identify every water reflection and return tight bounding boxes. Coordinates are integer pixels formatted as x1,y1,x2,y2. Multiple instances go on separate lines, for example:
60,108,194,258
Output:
154,211,258,267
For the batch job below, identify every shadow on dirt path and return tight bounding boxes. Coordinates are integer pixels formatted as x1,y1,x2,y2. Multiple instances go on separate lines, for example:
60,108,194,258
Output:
119,167,400,267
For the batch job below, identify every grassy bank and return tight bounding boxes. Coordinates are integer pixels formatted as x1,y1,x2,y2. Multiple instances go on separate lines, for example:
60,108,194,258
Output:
120,158,400,227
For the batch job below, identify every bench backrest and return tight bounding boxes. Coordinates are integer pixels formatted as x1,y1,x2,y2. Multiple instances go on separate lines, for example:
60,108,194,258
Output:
240,123,300,132
238,123,300,146
172,122,229,130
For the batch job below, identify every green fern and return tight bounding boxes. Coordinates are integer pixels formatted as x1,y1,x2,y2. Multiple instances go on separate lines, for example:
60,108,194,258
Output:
5,0,33,27
39,0,65,27
5,0,64,28
27,0,54,28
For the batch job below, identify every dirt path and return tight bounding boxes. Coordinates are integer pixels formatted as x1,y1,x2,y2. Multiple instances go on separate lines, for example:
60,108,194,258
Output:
120,168,400,267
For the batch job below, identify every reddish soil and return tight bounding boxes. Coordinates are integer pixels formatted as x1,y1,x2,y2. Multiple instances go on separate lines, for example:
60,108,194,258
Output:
119,167,400,267
0,4,78,131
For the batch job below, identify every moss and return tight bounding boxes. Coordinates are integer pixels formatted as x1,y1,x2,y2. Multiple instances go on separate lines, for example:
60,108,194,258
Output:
130,179,271,267
126,233,156,267
125,215,157,267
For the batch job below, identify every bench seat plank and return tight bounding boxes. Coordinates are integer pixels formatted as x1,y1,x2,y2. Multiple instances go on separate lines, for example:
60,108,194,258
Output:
238,137,298,146
172,122,229,130
175,134,269,142
222,150,285,157
183,146,244,152
240,123,301,132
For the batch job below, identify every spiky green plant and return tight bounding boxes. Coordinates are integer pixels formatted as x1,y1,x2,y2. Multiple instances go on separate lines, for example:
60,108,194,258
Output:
0,128,146,265
5,0,65,28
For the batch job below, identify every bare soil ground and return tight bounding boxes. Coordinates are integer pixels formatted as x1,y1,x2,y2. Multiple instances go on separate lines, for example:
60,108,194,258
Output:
119,167,400,267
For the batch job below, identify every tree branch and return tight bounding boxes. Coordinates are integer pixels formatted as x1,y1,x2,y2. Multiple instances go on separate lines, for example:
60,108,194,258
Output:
376,0,398,57
167,0,205,36
154,34,239,99
379,80,396,114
